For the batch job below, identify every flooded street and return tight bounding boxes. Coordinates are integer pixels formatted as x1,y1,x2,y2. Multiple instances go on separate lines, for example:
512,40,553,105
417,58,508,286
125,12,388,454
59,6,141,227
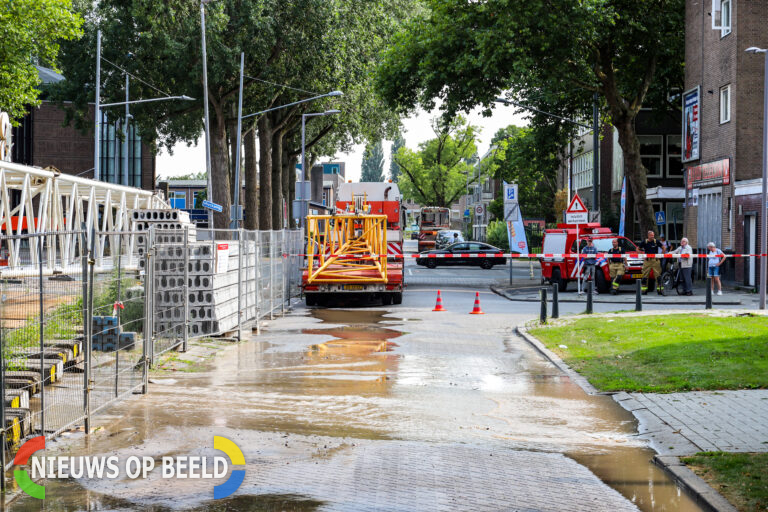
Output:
12,290,702,511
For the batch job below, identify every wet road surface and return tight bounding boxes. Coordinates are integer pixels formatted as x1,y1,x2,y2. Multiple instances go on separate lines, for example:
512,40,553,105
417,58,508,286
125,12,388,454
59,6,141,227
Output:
11,288,703,511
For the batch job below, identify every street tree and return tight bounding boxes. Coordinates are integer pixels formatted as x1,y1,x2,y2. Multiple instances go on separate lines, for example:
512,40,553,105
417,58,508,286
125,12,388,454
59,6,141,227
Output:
376,0,684,231
361,141,385,182
53,0,409,230
389,133,405,181
486,124,565,222
394,116,480,208
0,0,82,121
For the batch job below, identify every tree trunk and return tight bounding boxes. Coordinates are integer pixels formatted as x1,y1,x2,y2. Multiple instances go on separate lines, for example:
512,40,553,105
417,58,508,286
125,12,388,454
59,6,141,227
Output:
244,127,258,230
614,116,655,233
271,125,283,230
209,107,231,230
281,141,291,227
286,153,298,229
258,116,272,231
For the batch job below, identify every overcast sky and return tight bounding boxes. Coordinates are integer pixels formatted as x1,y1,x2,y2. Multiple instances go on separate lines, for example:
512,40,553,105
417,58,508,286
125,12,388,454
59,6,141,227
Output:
156,105,530,182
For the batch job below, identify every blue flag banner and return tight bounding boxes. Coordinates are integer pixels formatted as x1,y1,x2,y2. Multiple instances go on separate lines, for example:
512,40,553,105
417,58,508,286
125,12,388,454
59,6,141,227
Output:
619,177,626,237
504,182,529,253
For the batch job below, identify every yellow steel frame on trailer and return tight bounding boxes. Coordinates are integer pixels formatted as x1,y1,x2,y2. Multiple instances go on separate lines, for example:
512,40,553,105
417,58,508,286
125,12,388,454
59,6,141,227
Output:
306,213,388,284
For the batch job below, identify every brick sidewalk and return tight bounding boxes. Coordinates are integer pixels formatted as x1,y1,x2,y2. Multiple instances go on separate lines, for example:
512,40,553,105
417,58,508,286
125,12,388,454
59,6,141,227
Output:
614,390,768,456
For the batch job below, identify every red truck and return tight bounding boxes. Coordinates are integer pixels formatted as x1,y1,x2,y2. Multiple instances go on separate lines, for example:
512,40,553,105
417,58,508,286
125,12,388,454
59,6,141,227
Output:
540,223,648,293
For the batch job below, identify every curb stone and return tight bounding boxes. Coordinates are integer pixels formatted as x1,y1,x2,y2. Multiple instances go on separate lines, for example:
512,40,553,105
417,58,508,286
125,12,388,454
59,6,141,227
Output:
516,322,739,512
492,284,743,305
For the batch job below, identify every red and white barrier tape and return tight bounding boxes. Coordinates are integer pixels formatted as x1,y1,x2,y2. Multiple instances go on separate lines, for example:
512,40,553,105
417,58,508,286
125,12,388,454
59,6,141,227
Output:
300,252,768,259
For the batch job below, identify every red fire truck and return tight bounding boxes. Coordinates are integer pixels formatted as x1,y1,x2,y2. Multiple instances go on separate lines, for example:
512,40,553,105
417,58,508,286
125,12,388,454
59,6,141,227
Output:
540,223,648,293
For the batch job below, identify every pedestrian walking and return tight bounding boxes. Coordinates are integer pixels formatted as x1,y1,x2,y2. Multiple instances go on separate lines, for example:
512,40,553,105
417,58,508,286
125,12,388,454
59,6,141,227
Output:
580,237,598,295
607,238,626,295
707,241,725,295
672,237,693,295
638,230,664,295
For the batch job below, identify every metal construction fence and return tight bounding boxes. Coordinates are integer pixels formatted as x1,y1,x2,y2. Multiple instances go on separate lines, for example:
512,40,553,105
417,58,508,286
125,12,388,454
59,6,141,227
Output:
0,227,303,491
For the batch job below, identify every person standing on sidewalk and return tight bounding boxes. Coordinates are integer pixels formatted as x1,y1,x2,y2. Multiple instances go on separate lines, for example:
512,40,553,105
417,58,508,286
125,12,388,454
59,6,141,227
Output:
580,237,598,295
659,234,671,273
672,237,693,295
707,241,725,295
607,238,626,295
638,230,664,295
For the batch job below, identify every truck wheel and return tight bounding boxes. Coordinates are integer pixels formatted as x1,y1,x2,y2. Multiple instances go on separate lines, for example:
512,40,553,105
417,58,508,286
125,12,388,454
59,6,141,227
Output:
595,270,610,294
382,294,393,306
393,292,403,305
552,268,568,292
480,260,493,270
426,260,437,269
306,295,317,307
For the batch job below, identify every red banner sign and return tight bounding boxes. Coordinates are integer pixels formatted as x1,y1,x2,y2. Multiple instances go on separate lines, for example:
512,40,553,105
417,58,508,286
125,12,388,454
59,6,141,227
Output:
686,158,730,189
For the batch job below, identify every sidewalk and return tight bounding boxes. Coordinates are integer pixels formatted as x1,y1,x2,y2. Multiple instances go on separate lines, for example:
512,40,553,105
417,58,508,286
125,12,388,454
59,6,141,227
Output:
493,280,750,306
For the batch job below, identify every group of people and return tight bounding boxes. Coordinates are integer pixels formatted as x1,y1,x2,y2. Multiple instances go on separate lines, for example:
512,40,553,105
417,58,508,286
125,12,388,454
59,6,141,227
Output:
579,230,726,296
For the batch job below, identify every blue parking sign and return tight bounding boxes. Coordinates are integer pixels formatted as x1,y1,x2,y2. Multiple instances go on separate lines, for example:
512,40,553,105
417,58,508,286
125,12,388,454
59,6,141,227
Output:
655,211,666,225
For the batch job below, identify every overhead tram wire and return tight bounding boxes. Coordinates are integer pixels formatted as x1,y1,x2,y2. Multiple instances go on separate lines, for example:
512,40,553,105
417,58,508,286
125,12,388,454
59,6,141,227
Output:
100,56,174,98
243,75,320,96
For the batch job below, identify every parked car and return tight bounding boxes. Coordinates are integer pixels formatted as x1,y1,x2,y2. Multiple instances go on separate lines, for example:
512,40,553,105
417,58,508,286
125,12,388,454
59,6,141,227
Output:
436,230,464,248
416,242,506,269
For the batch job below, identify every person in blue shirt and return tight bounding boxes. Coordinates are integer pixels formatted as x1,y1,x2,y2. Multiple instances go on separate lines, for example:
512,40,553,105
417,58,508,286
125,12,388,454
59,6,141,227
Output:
580,237,599,295
707,242,725,295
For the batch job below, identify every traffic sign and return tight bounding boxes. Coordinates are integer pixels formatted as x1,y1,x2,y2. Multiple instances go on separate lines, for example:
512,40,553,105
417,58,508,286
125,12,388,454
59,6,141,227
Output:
504,202,519,221
655,211,666,225
202,200,223,213
504,183,518,202
475,204,485,216
565,193,588,224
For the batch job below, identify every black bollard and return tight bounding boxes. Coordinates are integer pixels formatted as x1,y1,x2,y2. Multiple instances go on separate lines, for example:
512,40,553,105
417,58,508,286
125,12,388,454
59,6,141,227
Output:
540,287,548,324
551,283,559,319
706,277,712,309
635,279,642,312
586,280,593,314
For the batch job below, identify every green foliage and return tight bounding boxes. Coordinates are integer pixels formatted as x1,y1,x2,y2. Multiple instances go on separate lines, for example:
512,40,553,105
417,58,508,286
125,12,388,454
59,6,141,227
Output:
394,116,480,207
682,452,768,512
0,0,83,121
486,220,509,252
4,299,82,368
92,272,144,334
485,125,565,222
376,0,685,232
389,133,405,182
531,314,768,393
360,141,385,182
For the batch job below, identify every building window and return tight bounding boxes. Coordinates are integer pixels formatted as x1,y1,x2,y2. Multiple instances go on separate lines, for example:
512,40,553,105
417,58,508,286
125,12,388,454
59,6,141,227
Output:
100,112,142,187
572,151,593,191
638,135,663,177
720,85,731,124
169,191,186,209
720,0,731,37
667,134,683,177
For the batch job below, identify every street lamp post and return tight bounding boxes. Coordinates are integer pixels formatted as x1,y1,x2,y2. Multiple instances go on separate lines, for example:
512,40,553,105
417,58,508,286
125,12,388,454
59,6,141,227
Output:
201,0,215,227
746,47,768,309
230,52,245,230
301,110,341,228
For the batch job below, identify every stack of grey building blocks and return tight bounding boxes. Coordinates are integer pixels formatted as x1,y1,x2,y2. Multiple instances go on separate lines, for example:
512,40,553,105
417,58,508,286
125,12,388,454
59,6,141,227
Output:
133,209,257,338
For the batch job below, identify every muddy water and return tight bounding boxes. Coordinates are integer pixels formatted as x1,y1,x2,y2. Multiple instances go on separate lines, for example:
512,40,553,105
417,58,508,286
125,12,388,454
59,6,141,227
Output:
10,308,702,511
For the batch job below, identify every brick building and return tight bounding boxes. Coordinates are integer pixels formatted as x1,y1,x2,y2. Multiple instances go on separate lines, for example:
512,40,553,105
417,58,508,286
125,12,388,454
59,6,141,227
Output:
684,0,768,287
11,66,155,191
565,109,682,243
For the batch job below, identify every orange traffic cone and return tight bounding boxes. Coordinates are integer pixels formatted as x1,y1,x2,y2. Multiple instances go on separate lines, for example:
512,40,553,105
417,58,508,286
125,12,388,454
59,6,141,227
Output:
432,290,446,311
469,291,484,315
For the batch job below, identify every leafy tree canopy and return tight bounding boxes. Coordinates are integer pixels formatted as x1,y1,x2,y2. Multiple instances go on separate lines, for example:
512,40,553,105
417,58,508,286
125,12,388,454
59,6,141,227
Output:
394,116,480,208
389,132,405,181
376,0,684,231
361,141,385,182
485,124,566,222
0,0,82,121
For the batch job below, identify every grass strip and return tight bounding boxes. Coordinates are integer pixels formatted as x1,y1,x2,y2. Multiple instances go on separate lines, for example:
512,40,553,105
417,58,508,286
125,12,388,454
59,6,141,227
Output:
529,314,768,392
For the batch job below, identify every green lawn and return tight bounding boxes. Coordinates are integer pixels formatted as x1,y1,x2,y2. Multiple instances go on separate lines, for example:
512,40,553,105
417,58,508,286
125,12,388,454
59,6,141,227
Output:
529,314,768,392
682,452,768,511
